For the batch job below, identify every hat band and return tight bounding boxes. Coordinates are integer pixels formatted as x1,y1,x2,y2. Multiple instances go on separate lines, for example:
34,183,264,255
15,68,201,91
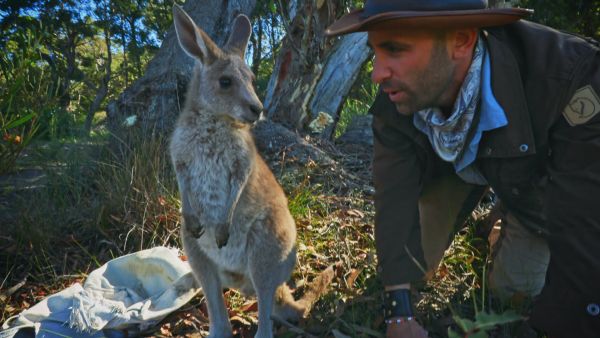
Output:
362,0,488,17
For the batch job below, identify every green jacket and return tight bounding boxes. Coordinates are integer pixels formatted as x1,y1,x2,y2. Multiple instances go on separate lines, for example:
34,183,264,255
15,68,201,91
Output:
370,20,600,336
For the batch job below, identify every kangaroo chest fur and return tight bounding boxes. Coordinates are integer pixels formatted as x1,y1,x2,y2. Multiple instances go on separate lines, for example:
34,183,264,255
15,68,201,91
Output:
171,116,254,251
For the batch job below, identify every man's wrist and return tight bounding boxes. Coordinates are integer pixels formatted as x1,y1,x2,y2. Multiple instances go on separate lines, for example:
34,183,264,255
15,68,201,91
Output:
383,288,414,319
384,316,415,325
384,283,411,291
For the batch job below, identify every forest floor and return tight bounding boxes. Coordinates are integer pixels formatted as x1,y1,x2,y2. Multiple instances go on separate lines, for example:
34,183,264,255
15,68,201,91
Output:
0,125,538,338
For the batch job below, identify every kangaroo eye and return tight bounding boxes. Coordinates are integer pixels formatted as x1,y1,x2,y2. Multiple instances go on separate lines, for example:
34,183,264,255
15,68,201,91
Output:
219,77,232,89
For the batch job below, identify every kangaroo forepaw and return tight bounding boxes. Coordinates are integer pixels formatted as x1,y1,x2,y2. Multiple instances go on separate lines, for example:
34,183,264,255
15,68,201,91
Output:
216,227,229,248
186,224,205,238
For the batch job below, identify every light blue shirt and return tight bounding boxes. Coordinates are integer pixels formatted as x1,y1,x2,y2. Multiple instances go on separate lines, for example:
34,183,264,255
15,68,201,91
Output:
455,49,508,173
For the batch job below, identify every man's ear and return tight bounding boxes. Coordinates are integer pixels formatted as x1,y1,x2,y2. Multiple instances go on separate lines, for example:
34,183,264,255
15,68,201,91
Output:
449,28,479,60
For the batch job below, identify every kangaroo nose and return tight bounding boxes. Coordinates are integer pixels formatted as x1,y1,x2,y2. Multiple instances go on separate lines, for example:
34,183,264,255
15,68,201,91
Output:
250,104,263,117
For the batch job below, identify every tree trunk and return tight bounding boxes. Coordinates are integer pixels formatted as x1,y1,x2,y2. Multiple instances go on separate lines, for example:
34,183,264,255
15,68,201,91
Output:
263,0,370,139
106,0,257,143
263,0,344,130
58,32,78,111
120,22,129,87
311,33,370,139
250,17,263,76
84,24,112,134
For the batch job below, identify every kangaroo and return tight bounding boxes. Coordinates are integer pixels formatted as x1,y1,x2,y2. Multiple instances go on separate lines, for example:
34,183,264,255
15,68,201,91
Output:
169,6,326,338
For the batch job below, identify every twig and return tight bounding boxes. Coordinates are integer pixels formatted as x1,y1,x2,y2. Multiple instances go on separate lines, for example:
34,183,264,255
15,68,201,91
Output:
271,314,318,338
1,275,27,299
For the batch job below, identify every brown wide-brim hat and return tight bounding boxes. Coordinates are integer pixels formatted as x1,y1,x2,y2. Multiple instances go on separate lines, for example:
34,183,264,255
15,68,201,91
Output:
325,0,533,36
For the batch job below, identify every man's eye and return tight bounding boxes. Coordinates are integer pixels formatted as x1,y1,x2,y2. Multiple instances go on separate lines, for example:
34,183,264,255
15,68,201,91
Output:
219,77,232,89
387,46,405,53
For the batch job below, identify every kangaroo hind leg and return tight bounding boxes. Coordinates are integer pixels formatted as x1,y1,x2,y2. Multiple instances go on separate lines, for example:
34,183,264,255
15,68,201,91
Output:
182,232,232,338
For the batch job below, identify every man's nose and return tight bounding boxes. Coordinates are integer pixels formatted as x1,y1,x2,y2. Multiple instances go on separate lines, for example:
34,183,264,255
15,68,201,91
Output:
371,57,392,84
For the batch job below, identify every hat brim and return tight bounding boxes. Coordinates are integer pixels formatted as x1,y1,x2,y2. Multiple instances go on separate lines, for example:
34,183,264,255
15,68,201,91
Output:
325,8,533,36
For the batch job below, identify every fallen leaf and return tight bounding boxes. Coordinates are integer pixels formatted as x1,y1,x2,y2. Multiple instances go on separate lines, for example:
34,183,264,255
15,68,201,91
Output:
240,300,258,312
438,265,449,279
346,268,362,289
160,323,172,336
230,315,252,326
346,209,364,218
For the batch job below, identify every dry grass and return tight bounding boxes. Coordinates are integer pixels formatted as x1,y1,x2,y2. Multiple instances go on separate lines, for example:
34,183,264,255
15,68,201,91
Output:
0,128,540,337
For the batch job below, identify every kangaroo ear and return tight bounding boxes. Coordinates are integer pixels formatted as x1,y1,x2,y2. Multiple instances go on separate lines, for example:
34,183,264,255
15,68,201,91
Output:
224,14,251,59
173,4,221,64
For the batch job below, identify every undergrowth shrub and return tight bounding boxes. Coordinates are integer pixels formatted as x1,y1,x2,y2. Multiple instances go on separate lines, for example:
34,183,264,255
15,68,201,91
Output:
3,128,181,279
94,129,181,252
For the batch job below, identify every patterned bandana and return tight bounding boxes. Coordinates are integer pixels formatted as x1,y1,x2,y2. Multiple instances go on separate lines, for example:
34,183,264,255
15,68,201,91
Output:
413,36,485,164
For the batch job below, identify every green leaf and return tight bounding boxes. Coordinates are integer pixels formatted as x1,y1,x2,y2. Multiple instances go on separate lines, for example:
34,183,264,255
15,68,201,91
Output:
453,316,477,331
350,324,385,337
5,113,36,129
474,310,522,331
448,329,463,338
468,331,488,338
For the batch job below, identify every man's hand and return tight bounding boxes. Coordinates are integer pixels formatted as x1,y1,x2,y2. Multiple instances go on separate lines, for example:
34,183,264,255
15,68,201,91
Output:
386,318,428,338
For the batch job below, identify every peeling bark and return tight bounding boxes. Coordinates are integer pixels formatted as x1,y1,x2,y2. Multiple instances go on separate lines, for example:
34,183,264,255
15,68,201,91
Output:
264,1,370,140
264,0,344,130
311,33,370,139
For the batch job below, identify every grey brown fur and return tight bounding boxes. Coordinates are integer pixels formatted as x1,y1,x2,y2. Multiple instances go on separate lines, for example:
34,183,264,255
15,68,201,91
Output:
169,6,314,338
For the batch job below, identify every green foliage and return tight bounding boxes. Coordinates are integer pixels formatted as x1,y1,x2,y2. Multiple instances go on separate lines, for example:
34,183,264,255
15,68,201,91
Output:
0,20,50,172
4,139,102,249
283,174,328,219
449,310,522,338
254,55,276,98
517,0,599,40
93,130,181,251
0,0,178,144
335,60,377,139
0,112,37,174
3,129,180,274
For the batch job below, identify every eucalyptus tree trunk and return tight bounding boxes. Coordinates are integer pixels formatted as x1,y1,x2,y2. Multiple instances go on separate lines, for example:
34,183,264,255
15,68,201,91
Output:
310,32,370,139
84,24,112,134
264,0,371,138
106,0,257,143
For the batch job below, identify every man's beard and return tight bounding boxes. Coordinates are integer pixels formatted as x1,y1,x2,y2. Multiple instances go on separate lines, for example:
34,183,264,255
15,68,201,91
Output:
381,40,455,116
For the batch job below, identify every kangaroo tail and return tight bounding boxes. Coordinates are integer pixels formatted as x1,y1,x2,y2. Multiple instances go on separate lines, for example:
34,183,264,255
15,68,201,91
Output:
273,264,336,321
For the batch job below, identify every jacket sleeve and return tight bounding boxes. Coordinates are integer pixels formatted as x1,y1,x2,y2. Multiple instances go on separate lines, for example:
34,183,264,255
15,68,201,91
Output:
371,94,428,286
530,42,600,335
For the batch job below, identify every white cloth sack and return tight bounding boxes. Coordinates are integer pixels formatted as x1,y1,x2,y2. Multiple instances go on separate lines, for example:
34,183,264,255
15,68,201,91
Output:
1,246,200,338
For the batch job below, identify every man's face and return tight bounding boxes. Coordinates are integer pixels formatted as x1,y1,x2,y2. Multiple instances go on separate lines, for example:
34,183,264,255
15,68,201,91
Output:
368,29,456,115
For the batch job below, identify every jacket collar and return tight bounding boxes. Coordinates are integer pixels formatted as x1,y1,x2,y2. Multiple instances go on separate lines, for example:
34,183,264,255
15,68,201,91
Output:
477,28,537,158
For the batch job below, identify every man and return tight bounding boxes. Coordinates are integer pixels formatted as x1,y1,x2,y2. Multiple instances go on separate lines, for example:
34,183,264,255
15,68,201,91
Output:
326,1,600,337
